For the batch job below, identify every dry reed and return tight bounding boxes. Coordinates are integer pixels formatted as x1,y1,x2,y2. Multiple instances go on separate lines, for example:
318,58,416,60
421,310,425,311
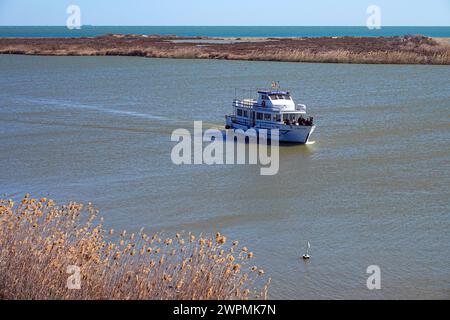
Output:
1,35,449,65
240,46,450,65
0,195,270,300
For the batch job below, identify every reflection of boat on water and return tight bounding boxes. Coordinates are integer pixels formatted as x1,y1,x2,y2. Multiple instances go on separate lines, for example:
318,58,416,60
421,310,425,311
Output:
225,86,316,144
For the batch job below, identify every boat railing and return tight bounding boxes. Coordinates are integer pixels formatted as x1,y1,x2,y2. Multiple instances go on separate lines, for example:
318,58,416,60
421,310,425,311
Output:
233,99,257,108
234,99,307,114
228,116,280,129
229,114,313,128
233,99,284,112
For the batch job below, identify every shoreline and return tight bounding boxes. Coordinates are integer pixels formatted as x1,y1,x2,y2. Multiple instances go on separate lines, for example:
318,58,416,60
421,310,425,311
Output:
0,34,449,65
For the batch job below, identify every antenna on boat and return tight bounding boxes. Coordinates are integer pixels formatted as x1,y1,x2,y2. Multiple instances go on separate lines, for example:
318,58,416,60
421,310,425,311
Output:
302,241,310,260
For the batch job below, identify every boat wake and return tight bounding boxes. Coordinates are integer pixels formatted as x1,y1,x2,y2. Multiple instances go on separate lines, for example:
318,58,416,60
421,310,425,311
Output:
15,97,171,122
15,97,226,130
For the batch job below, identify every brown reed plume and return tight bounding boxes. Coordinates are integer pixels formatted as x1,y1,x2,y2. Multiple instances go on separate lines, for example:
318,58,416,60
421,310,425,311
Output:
0,195,270,300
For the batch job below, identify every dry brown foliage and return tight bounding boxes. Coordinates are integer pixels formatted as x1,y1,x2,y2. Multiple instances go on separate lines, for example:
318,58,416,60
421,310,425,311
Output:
1,35,449,64
0,195,269,300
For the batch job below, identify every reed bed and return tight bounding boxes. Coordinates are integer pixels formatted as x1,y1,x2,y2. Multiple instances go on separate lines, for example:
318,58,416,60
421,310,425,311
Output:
243,47,450,65
84,43,450,64
1,35,449,64
0,195,269,300
91,46,449,64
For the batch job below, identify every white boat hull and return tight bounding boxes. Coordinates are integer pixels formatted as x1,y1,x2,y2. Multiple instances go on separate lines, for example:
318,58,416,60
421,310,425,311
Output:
278,125,315,143
225,116,315,144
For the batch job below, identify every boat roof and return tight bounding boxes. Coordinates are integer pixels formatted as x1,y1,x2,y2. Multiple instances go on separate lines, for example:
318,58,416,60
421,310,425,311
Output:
257,90,290,95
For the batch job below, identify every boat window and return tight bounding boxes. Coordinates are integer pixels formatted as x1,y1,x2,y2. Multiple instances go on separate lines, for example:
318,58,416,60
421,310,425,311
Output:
261,95,268,100
269,94,292,100
237,109,243,116
282,114,289,120
243,110,248,118
274,114,281,122
257,112,263,120
264,113,271,121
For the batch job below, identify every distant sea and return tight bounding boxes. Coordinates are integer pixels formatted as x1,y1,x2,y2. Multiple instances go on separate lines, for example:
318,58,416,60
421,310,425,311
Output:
1,26,450,38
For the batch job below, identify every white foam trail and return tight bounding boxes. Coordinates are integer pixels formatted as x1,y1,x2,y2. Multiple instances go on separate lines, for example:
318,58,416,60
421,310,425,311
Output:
16,97,224,129
17,97,171,121
306,141,316,145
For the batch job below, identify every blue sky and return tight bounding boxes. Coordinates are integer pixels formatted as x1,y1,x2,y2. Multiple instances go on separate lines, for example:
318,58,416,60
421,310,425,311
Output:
0,0,449,26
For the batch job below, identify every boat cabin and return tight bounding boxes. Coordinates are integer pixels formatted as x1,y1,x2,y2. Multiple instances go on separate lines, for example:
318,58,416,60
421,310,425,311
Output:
231,89,311,127
256,90,296,111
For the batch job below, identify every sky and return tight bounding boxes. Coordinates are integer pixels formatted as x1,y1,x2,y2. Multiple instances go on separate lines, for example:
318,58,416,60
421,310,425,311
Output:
0,0,449,26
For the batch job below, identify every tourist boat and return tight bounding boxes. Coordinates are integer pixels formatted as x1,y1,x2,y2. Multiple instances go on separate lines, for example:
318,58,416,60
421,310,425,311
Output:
225,86,315,143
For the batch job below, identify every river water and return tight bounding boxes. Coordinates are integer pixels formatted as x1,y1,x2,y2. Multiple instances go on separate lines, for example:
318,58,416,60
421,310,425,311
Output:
0,55,449,299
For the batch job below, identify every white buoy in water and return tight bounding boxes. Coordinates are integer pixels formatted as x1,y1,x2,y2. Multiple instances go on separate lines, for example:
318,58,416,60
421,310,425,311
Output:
302,241,311,260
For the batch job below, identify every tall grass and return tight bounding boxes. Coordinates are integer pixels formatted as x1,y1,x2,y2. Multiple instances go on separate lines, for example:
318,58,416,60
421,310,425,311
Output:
241,46,450,65
0,195,269,300
94,45,450,64
2,36,449,64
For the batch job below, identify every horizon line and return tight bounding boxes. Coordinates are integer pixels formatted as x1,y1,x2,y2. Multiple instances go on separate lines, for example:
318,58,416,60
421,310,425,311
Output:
1,25,450,28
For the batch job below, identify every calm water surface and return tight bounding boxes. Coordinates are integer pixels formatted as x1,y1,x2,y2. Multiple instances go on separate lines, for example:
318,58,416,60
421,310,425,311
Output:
0,55,449,299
